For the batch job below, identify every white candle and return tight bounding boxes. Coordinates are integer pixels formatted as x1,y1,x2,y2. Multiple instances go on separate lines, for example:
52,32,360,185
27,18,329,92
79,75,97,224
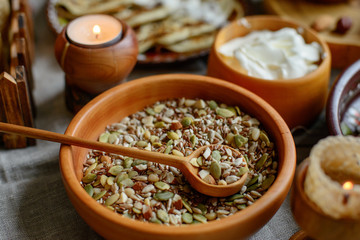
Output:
66,14,122,48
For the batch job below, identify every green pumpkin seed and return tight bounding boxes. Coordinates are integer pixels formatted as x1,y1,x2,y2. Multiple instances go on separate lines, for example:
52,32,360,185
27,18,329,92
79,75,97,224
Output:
82,173,97,183
207,100,218,110
157,209,169,223
261,175,275,190
211,150,221,162
154,181,170,190
210,161,221,180
182,212,193,224
120,178,134,188
99,132,110,143
132,159,148,166
167,131,179,140
123,157,133,168
150,135,159,143
198,109,207,116
116,172,128,185
193,214,207,223
197,203,207,214
247,175,259,187
84,162,97,176
84,184,94,197
237,204,247,210
100,175,108,186
182,199,193,213
164,145,172,154
107,176,115,186
172,149,184,157
251,127,260,141
235,106,241,115
108,133,119,144
105,193,120,206
146,108,156,115
235,135,248,148
237,166,249,176
194,99,206,109
150,218,162,224
205,212,217,220
136,141,148,148
227,194,243,201
181,117,193,127
128,170,138,179
190,158,199,167
225,133,235,144
93,190,107,201
196,156,203,166
154,191,174,201
255,153,269,170
152,142,162,148
108,165,124,176
154,104,165,113
259,131,270,146
154,121,166,128
226,106,237,115
247,182,261,191
190,135,198,147
224,201,233,206
216,108,235,118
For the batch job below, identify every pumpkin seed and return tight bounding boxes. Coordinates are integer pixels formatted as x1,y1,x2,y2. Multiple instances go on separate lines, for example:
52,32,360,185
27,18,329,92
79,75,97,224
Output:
247,182,261,191
216,108,235,118
226,106,237,115
182,212,193,224
198,109,207,116
93,190,107,201
100,175,108,186
106,176,115,186
99,132,110,143
84,184,94,197
154,104,165,113
251,127,260,141
146,108,156,115
237,204,247,210
235,106,241,115
225,133,235,144
167,131,179,140
152,142,162,147
261,175,275,190
255,153,269,170
154,181,170,190
154,121,166,128
193,214,207,223
108,165,124,176
172,149,184,157
259,131,270,146
237,166,249,176
82,173,97,183
105,193,120,206
120,178,134,188
190,135,198,147
196,156,203,166
108,133,119,144
207,100,218,110
157,209,170,223
181,117,193,127
150,218,162,224
133,207,142,214
194,99,206,109
247,175,259,187
136,140,148,148
150,135,159,143
123,157,133,168
227,194,243,201
164,145,172,154
154,191,174,201
211,150,221,162
182,199,193,213
84,162,97,176
197,203,207,214
132,159,148,166
235,135,248,148
190,158,199,167
210,161,221,180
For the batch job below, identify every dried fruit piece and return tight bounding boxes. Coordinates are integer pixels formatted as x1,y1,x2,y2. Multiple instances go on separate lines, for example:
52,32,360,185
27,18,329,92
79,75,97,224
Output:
335,16,352,34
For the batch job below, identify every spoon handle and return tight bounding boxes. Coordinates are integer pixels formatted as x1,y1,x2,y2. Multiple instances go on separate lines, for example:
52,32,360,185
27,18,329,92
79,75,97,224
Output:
0,122,187,168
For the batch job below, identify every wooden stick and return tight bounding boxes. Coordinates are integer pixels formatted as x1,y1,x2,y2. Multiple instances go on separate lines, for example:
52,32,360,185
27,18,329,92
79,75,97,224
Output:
15,65,35,146
0,72,27,148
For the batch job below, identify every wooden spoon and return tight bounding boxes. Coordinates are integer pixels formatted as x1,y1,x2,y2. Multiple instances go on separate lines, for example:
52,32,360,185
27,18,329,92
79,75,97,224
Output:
0,122,248,197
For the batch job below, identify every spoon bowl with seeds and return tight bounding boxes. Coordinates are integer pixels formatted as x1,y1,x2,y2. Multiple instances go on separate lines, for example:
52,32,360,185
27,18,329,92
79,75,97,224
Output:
0,122,247,197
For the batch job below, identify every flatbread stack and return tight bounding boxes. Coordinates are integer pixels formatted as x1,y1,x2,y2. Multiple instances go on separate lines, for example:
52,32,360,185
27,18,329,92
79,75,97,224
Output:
304,136,360,220
54,0,244,59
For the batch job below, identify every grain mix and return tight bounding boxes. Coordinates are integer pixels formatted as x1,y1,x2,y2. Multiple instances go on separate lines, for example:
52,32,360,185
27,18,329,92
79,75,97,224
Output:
81,98,277,225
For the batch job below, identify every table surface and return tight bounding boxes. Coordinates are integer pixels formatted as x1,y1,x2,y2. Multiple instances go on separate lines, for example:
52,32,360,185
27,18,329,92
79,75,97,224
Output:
0,1,341,239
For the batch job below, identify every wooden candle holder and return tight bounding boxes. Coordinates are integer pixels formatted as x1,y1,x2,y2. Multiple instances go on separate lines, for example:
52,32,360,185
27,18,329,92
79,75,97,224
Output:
290,159,360,240
54,18,138,113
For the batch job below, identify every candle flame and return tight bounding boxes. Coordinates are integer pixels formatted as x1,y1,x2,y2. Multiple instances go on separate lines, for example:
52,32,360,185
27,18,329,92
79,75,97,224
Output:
93,25,101,39
343,181,354,190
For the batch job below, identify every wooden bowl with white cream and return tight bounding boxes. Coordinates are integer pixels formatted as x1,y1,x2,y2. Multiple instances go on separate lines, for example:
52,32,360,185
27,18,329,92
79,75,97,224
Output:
207,15,331,129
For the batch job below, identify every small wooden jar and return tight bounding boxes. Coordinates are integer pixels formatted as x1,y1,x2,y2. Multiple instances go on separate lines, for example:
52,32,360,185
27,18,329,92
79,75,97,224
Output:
54,15,138,113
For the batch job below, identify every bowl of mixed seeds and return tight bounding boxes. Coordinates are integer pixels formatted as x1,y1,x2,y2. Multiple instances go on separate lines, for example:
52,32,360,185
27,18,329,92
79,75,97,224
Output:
59,74,296,240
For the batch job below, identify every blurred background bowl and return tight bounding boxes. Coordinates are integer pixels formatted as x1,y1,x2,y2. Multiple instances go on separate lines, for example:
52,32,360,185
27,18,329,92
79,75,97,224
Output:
207,15,331,129
326,59,360,136
59,74,296,240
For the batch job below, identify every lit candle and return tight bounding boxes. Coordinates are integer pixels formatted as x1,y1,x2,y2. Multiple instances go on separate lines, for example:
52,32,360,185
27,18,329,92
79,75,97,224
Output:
66,14,122,48
342,181,353,204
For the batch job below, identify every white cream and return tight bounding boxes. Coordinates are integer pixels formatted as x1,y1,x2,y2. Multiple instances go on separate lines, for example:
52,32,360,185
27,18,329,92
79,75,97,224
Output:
134,0,227,27
218,27,322,80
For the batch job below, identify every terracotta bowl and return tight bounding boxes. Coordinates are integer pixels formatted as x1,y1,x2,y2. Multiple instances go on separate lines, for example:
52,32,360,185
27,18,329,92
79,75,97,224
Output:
59,74,296,240
207,15,332,129
326,59,360,136
291,159,360,240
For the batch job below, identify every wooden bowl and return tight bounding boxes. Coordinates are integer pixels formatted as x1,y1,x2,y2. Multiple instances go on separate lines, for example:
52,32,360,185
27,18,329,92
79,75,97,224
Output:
326,59,360,136
291,159,360,240
59,74,296,240
207,15,331,129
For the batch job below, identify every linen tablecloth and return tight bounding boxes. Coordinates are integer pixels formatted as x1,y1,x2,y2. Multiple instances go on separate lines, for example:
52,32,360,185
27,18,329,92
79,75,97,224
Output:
0,1,335,239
